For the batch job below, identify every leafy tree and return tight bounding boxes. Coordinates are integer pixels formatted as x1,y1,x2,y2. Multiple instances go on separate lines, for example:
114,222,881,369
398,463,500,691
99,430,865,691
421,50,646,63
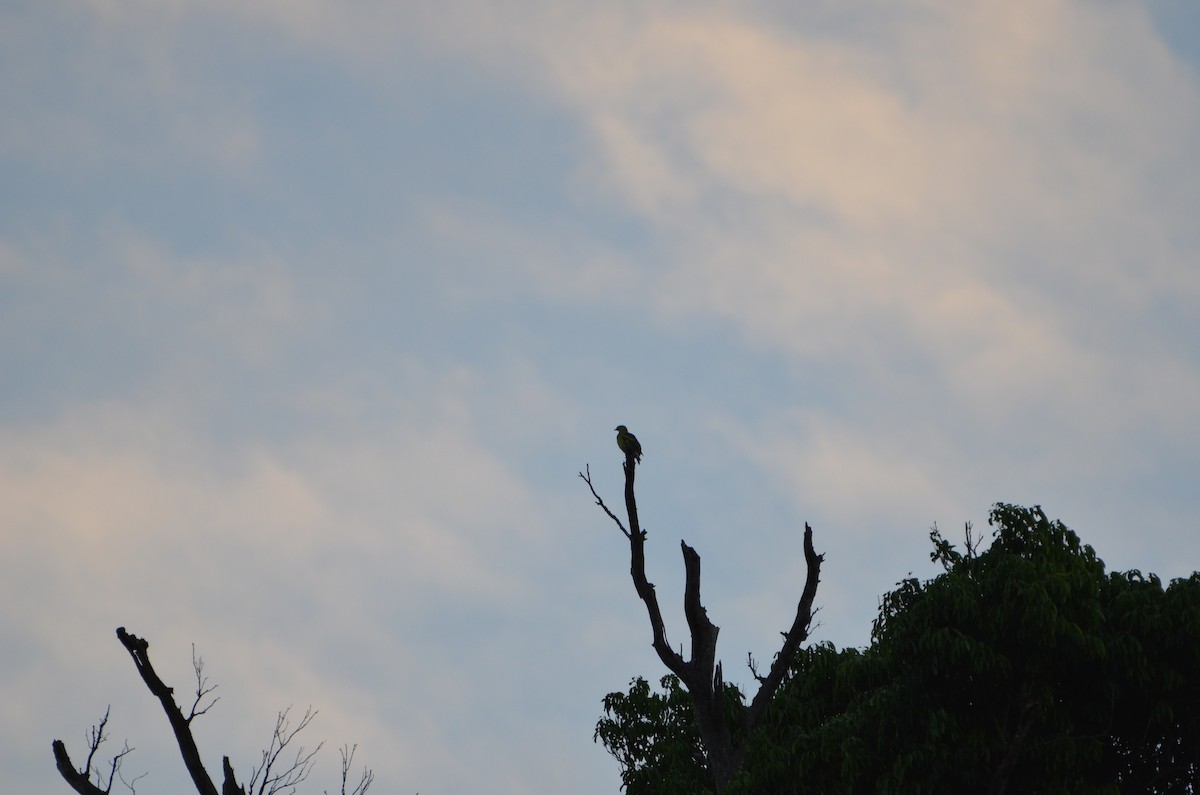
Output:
594,675,717,795
596,504,1200,794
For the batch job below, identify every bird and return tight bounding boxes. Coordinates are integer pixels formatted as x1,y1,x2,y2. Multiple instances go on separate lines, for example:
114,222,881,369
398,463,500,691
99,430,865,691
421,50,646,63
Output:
614,425,642,464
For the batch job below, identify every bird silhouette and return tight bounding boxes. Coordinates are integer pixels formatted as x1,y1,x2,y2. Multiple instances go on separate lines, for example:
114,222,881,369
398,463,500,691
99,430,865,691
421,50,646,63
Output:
614,425,643,464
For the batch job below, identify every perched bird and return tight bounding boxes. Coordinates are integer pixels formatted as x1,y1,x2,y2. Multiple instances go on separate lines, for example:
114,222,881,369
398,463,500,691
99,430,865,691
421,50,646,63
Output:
614,425,643,464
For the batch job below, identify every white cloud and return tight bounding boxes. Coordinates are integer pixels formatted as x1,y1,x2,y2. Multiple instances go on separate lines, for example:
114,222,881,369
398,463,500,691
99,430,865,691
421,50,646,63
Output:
0,372,562,790
523,1,1200,479
5,3,1200,793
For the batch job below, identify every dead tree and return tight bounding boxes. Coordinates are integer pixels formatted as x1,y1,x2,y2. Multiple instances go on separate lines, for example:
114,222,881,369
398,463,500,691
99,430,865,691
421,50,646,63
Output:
581,449,823,791
52,627,372,795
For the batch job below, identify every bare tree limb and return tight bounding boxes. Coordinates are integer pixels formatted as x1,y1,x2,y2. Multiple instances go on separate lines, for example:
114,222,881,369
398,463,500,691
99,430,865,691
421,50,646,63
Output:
53,739,107,795
224,756,247,795
115,626,223,795
585,446,824,792
51,708,136,795
964,520,980,559
105,743,136,794
248,706,322,795
189,644,220,721
579,465,631,539
744,523,823,731
747,652,764,684
581,463,684,675
54,630,372,795
83,707,112,786
324,745,374,795
118,766,149,795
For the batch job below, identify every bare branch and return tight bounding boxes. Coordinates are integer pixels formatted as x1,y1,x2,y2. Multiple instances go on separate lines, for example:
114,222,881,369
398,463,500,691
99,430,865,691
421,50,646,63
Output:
223,755,247,795
52,706,138,795
117,763,148,795
586,443,824,793
680,541,718,676
53,740,107,795
106,742,135,793
55,630,368,795
964,520,979,559
189,644,221,721
83,707,112,786
324,745,374,795
579,465,631,539
249,706,322,795
608,457,685,676
115,626,221,795
745,524,824,732
747,652,764,684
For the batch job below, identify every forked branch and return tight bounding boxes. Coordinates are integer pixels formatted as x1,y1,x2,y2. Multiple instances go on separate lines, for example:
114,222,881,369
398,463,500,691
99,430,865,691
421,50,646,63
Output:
51,707,134,795
324,745,374,795
114,627,225,795
53,629,373,795
580,461,684,676
584,445,824,792
248,706,322,795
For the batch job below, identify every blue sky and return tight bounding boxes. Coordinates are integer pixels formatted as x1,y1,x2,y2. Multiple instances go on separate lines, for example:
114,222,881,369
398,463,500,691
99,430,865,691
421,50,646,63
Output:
4,2,1199,793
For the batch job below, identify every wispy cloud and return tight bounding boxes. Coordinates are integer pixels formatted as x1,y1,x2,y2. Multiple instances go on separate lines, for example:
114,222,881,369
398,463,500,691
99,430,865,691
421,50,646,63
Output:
3,3,1199,793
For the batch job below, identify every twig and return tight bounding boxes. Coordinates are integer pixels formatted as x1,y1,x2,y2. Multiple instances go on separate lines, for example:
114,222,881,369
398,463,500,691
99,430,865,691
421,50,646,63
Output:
324,744,374,795
188,644,221,722
579,465,632,539
249,706,322,795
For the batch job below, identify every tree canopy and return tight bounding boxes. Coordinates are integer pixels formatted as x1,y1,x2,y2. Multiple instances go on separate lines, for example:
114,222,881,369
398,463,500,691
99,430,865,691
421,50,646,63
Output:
596,504,1200,794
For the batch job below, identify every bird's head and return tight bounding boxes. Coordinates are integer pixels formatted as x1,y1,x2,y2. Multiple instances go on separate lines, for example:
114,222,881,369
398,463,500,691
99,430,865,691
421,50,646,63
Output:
614,425,627,433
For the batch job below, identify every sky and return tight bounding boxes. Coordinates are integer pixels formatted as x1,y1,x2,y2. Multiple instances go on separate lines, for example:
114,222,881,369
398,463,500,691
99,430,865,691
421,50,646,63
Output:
3,1,1199,793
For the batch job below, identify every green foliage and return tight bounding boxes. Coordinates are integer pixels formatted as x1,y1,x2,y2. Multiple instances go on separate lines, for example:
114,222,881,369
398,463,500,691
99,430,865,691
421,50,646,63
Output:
594,675,717,794
596,504,1200,794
